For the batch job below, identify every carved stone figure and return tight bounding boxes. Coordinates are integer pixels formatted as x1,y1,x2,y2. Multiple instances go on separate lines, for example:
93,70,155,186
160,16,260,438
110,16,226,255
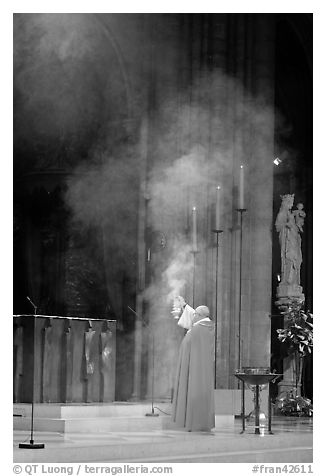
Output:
293,203,306,233
275,194,304,299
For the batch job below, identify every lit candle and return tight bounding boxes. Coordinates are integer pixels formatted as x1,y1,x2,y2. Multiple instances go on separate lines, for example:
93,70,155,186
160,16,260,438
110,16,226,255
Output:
239,165,244,209
192,206,197,251
215,186,221,230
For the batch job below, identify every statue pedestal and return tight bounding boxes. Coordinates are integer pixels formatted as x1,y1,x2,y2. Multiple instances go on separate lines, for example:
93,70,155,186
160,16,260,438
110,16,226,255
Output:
274,293,305,398
277,354,302,398
275,285,305,310
276,284,304,300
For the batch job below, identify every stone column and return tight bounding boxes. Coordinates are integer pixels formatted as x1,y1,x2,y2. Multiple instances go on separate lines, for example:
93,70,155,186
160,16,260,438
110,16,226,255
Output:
222,14,276,379
244,15,275,369
131,118,149,401
141,14,277,398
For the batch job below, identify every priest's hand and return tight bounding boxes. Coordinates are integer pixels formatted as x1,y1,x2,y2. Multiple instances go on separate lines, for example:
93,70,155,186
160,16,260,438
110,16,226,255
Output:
174,296,186,308
171,306,181,318
171,296,186,319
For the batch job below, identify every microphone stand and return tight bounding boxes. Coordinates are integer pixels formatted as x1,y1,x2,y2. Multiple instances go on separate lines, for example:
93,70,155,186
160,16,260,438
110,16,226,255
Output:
128,307,158,417
145,325,159,417
19,297,45,449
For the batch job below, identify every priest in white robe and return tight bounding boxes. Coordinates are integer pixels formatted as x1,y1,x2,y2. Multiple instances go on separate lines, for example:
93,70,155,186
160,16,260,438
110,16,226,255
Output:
171,297,215,432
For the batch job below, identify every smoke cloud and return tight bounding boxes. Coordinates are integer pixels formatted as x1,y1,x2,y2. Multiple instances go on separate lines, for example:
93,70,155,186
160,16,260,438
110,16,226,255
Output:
14,13,130,169
14,13,290,398
14,13,278,306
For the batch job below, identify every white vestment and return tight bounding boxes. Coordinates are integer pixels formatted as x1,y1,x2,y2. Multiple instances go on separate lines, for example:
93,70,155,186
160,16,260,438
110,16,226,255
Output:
177,304,195,330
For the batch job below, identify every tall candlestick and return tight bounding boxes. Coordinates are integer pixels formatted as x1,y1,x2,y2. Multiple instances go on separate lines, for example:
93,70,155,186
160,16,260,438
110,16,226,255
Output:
192,206,197,251
239,165,244,209
215,186,221,230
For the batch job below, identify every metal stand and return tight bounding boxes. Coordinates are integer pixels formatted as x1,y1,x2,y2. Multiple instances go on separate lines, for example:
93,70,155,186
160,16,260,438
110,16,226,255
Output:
236,209,247,376
254,384,260,435
19,298,45,449
241,380,245,433
211,229,223,389
190,250,199,308
234,372,282,435
145,329,159,417
268,382,273,434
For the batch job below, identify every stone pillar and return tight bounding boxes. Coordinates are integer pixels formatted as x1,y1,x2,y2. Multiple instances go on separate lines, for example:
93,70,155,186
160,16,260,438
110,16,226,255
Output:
141,14,277,398
131,118,149,401
222,14,276,379
244,15,275,369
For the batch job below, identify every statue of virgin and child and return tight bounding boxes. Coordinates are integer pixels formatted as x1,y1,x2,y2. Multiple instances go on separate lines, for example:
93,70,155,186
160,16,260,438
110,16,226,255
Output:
275,194,306,298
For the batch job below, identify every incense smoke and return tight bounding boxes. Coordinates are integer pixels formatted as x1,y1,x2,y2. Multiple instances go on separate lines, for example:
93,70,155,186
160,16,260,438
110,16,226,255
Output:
14,24,280,295
14,13,288,398
14,13,279,312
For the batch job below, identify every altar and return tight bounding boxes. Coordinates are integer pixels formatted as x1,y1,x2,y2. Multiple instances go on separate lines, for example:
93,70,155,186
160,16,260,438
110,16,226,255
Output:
13,315,116,404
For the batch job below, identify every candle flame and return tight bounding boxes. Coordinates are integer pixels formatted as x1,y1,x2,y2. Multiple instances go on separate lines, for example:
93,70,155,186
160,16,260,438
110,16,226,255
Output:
192,206,196,211
240,164,244,169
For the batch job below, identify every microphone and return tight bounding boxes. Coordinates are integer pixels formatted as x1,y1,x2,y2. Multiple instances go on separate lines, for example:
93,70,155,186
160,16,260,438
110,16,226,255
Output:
127,306,138,317
26,296,37,314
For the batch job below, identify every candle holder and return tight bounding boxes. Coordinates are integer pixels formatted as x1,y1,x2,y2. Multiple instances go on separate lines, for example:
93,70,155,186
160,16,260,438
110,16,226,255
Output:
211,229,223,389
236,209,247,379
190,249,200,308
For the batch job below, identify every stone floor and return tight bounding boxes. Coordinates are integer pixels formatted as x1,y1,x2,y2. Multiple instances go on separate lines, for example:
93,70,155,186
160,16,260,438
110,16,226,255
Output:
13,417,313,463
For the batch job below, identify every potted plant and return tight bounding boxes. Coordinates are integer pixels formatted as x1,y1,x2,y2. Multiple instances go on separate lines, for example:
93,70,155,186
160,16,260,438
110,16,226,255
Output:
275,300,313,416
